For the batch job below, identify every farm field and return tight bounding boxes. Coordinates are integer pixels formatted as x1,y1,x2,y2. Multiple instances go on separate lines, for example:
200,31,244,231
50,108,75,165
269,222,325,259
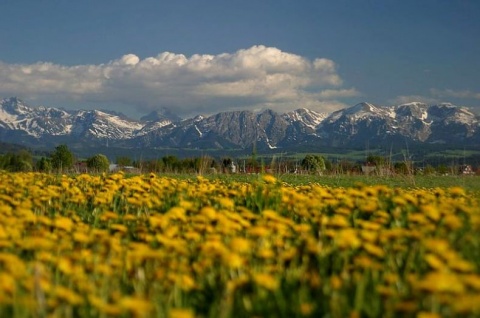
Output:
0,171,480,317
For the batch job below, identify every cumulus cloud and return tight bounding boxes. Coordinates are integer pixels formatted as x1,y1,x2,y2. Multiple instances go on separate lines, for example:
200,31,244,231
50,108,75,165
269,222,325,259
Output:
0,45,356,117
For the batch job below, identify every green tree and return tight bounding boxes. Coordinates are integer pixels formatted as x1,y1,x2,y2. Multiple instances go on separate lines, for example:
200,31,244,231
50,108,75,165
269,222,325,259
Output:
86,154,110,173
0,151,33,172
116,156,132,167
36,157,52,172
301,155,326,174
366,155,386,166
162,155,179,172
50,145,74,172
394,162,409,175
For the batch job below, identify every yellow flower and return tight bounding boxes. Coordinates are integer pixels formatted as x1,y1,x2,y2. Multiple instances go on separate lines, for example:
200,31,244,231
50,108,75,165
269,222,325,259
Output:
177,274,196,291
253,273,279,291
330,275,342,290
443,214,463,230
335,229,361,249
449,186,466,197
262,174,277,184
110,224,128,233
118,296,152,316
416,312,441,318
422,205,441,221
200,206,217,220
327,215,350,228
229,237,252,254
0,273,16,294
415,272,465,294
424,254,446,270
300,302,315,315
53,216,74,231
363,243,385,258
169,308,195,318
54,285,84,305
217,197,235,210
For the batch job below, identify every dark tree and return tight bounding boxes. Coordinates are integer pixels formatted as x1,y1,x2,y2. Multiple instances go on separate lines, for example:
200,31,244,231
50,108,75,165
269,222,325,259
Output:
301,155,326,174
50,145,74,172
87,154,110,173
116,156,132,167
36,157,52,172
0,150,33,172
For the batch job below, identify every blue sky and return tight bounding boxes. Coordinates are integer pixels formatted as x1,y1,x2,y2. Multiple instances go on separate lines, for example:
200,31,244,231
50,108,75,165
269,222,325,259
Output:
1,0,479,118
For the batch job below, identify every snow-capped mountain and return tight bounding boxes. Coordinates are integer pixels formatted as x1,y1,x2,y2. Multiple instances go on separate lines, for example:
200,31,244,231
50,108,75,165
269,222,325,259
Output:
0,97,177,145
316,102,479,146
1,97,479,150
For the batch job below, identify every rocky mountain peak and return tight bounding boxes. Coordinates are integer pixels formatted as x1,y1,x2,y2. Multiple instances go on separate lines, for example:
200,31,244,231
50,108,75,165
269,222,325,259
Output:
140,108,181,123
0,97,479,150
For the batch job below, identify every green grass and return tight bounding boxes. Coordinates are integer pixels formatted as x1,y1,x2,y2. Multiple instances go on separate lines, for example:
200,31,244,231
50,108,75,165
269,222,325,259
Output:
153,172,480,194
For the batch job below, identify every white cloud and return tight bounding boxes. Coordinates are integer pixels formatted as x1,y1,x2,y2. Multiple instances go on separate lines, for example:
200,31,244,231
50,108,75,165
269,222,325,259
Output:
0,45,355,118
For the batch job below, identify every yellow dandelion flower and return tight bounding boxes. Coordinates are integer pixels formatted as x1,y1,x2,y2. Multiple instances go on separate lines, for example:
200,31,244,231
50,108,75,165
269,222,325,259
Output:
262,174,277,184
448,259,475,273
167,207,187,221
253,273,279,291
452,295,480,314
327,215,350,228
110,224,128,233
88,296,122,316
376,285,396,297
423,238,450,253
449,186,466,197
422,205,441,221
462,274,480,290
257,248,275,259
330,275,342,290
415,272,465,294
248,226,270,237
118,296,152,316
73,231,91,244
335,229,361,249
229,237,252,254
357,220,382,231
0,273,16,294
200,206,217,220
300,302,315,315
360,230,378,242
363,243,385,258
54,286,83,305
424,254,446,270
217,197,235,210
53,216,74,231
177,274,196,291
169,308,195,318
443,214,463,230
223,252,244,268
417,312,441,318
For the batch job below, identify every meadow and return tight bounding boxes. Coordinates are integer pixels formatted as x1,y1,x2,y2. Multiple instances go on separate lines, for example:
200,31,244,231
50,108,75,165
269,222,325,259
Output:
0,171,480,317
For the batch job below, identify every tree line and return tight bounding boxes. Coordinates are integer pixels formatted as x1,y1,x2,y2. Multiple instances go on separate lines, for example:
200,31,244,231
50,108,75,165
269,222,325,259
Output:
0,145,476,175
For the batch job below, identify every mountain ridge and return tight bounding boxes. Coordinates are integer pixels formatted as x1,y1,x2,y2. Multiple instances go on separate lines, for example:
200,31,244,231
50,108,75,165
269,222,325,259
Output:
1,97,479,150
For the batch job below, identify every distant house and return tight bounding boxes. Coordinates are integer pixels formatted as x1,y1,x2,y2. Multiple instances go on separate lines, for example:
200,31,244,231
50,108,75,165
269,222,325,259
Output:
459,165,474,175
74,161,88,173
109,164,141,174
361,162,393,176
361,162,376,175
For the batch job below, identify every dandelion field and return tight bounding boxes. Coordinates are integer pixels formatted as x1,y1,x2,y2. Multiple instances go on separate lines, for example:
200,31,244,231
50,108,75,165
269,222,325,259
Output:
1,172,480,317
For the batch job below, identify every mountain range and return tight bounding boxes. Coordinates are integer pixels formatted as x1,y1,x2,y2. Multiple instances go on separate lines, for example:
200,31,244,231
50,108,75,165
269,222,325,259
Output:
1,97,479,153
